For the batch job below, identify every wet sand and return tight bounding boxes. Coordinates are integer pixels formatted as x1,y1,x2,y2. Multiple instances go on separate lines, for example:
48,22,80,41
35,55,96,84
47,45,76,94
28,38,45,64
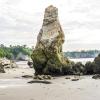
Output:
0,61,100,100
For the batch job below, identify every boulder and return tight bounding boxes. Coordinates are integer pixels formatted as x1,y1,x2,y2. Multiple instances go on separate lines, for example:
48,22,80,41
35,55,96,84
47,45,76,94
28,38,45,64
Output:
33,75,52,80
72,62,84,75
93,54,100,74
92,74,100,79
0,61,5,73
71,78,79,81
27,60,33,68
1,58,17,68
4,60,17,68
9,60,18,68
31,5,69,75
84,61,95,74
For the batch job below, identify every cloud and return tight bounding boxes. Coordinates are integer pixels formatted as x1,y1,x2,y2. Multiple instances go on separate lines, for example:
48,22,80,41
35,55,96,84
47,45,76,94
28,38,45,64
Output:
0,0,100,50
63,43,100,51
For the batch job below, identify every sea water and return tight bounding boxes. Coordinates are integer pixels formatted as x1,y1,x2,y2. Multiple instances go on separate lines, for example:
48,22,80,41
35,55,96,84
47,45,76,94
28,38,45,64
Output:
70,58,94,65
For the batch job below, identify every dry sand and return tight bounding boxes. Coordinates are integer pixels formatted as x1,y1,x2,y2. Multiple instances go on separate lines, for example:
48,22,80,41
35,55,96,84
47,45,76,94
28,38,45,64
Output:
0,61,100,100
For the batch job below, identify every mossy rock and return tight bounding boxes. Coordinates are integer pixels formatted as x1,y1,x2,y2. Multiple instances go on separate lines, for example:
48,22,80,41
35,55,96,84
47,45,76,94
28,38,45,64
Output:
43,54,64,74
93,54,100,74
72,62,84,75
31,48,70,75
31,49,47,75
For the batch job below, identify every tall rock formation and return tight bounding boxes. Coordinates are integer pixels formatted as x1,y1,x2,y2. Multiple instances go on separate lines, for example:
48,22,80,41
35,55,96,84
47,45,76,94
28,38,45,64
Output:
31,5,69,75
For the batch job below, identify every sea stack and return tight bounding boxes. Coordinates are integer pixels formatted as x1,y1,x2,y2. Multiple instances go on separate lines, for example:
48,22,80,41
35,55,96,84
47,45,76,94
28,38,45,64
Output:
31,5,69,75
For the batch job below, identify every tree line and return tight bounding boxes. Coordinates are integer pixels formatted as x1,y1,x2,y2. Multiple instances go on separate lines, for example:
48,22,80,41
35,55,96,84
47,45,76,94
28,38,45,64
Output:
0,44,100,59
64,50,100,58
0,44,32,59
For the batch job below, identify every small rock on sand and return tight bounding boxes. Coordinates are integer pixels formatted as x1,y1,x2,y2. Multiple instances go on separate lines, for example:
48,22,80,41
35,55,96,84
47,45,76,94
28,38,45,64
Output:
22,75,33,78
65,76,70,79
71,78,79,81
33,75,52,80
92,74,100,79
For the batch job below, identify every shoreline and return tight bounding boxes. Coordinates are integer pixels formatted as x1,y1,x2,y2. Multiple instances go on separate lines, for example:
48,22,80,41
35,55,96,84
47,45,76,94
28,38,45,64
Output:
0,75,100,100
0,61,100,100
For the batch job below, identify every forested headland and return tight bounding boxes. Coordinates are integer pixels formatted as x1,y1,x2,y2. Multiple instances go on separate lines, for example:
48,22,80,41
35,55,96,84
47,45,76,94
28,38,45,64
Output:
0,44,32,60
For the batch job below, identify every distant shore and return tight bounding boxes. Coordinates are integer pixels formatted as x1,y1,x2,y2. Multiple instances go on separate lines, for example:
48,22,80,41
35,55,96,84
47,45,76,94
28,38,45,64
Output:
70,58,94,64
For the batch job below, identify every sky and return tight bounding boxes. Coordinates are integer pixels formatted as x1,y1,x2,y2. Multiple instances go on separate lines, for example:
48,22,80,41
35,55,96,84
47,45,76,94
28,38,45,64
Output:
0,0,100,51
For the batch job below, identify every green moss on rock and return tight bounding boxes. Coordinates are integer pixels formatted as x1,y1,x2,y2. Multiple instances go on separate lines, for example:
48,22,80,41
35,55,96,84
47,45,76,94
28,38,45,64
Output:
31,49,47,75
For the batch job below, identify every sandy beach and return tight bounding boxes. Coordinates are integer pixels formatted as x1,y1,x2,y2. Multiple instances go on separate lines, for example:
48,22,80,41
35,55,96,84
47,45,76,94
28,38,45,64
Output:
1,0,100,100
0,61,100,100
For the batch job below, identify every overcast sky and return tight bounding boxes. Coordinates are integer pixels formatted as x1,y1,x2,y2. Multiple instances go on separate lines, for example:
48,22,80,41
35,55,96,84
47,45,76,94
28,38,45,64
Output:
0,0,100,51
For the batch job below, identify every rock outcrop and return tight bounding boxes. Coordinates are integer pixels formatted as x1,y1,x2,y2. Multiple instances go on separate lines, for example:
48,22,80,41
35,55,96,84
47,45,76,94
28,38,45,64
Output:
0,58,17,69
31,5,70,75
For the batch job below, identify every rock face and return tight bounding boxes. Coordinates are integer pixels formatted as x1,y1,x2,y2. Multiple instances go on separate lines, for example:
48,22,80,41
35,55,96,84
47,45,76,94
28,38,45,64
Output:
31,5,69,75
